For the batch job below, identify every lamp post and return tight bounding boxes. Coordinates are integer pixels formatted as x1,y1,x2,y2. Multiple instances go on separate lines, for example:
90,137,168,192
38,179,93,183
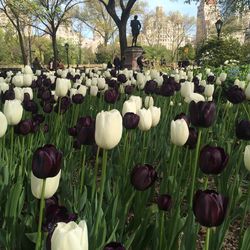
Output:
64,43,69,68
215,19,223,40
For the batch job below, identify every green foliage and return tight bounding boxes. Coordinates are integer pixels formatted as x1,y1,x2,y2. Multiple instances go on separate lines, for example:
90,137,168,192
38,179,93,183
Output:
143,45,172,62
196,37,243,67
95,44,120,64
178,43,196,61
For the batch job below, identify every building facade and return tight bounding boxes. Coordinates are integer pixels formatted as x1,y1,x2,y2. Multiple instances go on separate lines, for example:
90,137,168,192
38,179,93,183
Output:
140,7,194,50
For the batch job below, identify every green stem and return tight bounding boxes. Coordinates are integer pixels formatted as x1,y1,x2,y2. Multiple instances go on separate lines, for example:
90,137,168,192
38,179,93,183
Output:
91,147,100,201
93,149,108,239
204,227,211,250
35,179,46,250
189,129,202,208
10,126,14,170
80,147,86,194
159,212,165,250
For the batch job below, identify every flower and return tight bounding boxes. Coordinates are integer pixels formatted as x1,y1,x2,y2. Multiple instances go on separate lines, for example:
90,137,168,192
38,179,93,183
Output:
4,99,23,125
15,119,34,135
50,220,88,250
31,170,61,199
170,119,189,146
137,108,152,131
72,94,84,104
236,120,250,140
90,86,98,96
55,78,69,97
0,112,7,137
245,83,250,100
144,96,154,108
123,112,140,129
244,145,250,171
144,80,157,94
104,242,125,250
150,106,161,127
219,73,227,82
95,109,122,149
131,164,157,191
181,81,194,97
189,101,216,128
129,96,142,112
122,100,137,116
204,84,214,97
104,89,119,104
157,194,172,211
184,93,205,104
185,127,198,149
226,85,246,104
193,190,228,227
32,144,63,179
199,145,229,175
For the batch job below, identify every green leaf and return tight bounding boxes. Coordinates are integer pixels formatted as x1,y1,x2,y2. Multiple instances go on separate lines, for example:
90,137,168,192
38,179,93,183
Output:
240,227,250,250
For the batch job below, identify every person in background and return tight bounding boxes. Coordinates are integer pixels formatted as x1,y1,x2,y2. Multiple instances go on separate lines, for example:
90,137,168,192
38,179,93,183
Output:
32,57,42,72
107,61,113,69
137,52,145,72
113,55,121,71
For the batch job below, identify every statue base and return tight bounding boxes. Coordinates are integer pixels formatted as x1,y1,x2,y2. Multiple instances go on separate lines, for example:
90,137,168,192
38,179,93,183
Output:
123,46,143,71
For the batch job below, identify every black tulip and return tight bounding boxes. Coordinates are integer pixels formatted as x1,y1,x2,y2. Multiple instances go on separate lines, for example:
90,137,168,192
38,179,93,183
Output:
189,101,216,128
226,85,246,104
72,94,84,104
123,112,140,129
207,75,215,84
104,242,125,250
15,119,34,135
236,120,250,140
193,190,228,227
157,194,172,211
117,74,127,84
43,102,53,113
104,89,119,104
185,127,198,149
160,83,175,96
199,145,229,175
32,144,63,179
131,164,157,191
125,85,134,95
144,80,157,94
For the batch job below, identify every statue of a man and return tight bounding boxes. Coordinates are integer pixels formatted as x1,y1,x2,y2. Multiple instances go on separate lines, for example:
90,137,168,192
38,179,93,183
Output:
130,15,141,47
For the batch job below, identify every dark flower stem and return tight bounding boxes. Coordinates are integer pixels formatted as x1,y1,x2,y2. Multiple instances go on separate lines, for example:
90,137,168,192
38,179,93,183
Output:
205,227,211,250
35,179,46,250
189,130,202,208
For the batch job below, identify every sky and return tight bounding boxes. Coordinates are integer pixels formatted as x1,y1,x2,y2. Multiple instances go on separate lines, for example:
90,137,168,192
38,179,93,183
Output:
147,0,198,17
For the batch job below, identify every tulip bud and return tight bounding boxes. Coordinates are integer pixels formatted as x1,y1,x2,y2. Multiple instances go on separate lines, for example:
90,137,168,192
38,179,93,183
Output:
137,108,152,131
199,145,229,174
157,194,172,211
144,96,154,108
50,220,88,250
219,73,227,82
204,84,214,97
123,112,140,129
244,145,250,171
95,109,122,149
90,86,98,96
104,89,119,104
184,93,205,104
122,100,137,116
181,81,194,97
31,170,61,199
245,83,250,100
170,119,189,146
129,96,142,112
131,164,157,191
55,79,69,97
236,120,250,140
193,189,228,227
0,112,7,137
226,85,246,104
150,106,161,127
4,100,23,125
104,242,125,250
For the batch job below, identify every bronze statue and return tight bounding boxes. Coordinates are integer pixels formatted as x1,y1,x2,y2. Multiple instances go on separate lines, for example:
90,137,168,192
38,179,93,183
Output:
130,15,141,47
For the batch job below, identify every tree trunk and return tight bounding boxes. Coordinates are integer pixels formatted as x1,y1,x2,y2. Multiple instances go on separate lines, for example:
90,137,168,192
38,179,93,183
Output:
51,34,58,70
17,30,28,66
118,22,127,63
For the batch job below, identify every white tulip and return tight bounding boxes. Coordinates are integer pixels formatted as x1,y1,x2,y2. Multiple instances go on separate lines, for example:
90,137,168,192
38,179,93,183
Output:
91,78,98,86
184,93,205,103
244,145,250,171
235,80,246,90
97,78,106,90
122,100,137,116
70,88,78,98
31,170,61,199
23,74,33,86
95,109,122,149
219,73,227,82
170,119,189,146
216,78,222,85
0,82,9,93
200,80,207,87
12,75,24,87
90,86,98,96
150,106,161,127
247,73,250,82
4,100,23,125
23,87,33,100
14,87,24,102
204,84,214,97
187,71,193,80
138,108,152,131
36,70,41,76
23,65,33,74
180,81,194,97
245,83,250,100
129,96,142,112
205,68,211,74
55,78,69,97
0,112,7,137
144,96,154,108
51,220,88,250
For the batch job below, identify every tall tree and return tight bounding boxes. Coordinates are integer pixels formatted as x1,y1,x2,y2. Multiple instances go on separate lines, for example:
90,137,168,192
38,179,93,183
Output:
0,0,32,65
97,0,138,59
30,0,82,69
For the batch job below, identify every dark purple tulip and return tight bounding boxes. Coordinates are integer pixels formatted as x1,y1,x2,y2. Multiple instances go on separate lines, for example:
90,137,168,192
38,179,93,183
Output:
160,83,175,96
104,89,119,104
189,101,216,128
117,74,127,83
124,85,134,95
41,89,51,101
23,93,31,102
193,190,228,227
207,75,215,84
131,164,157,191
174,113,190,126
32,144,63,179
226,85,246,104
185,127,198,149
23,100,38,114
2,89,15,102
72,94,84,104
54,97,71,114
68,127,77,137
123,112,140,129
144,80,157,94
104,242,125,250
236,120,250,140
15,119,34,135
192,77,200,86
194,85,205,94
110,69,117,77
32,114,45,124
43,102,53,113
199,145,229,175
108,79,119,89
157,194,172,211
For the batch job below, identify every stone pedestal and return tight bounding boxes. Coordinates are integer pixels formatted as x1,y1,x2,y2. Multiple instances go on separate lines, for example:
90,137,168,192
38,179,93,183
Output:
123,46,143,71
